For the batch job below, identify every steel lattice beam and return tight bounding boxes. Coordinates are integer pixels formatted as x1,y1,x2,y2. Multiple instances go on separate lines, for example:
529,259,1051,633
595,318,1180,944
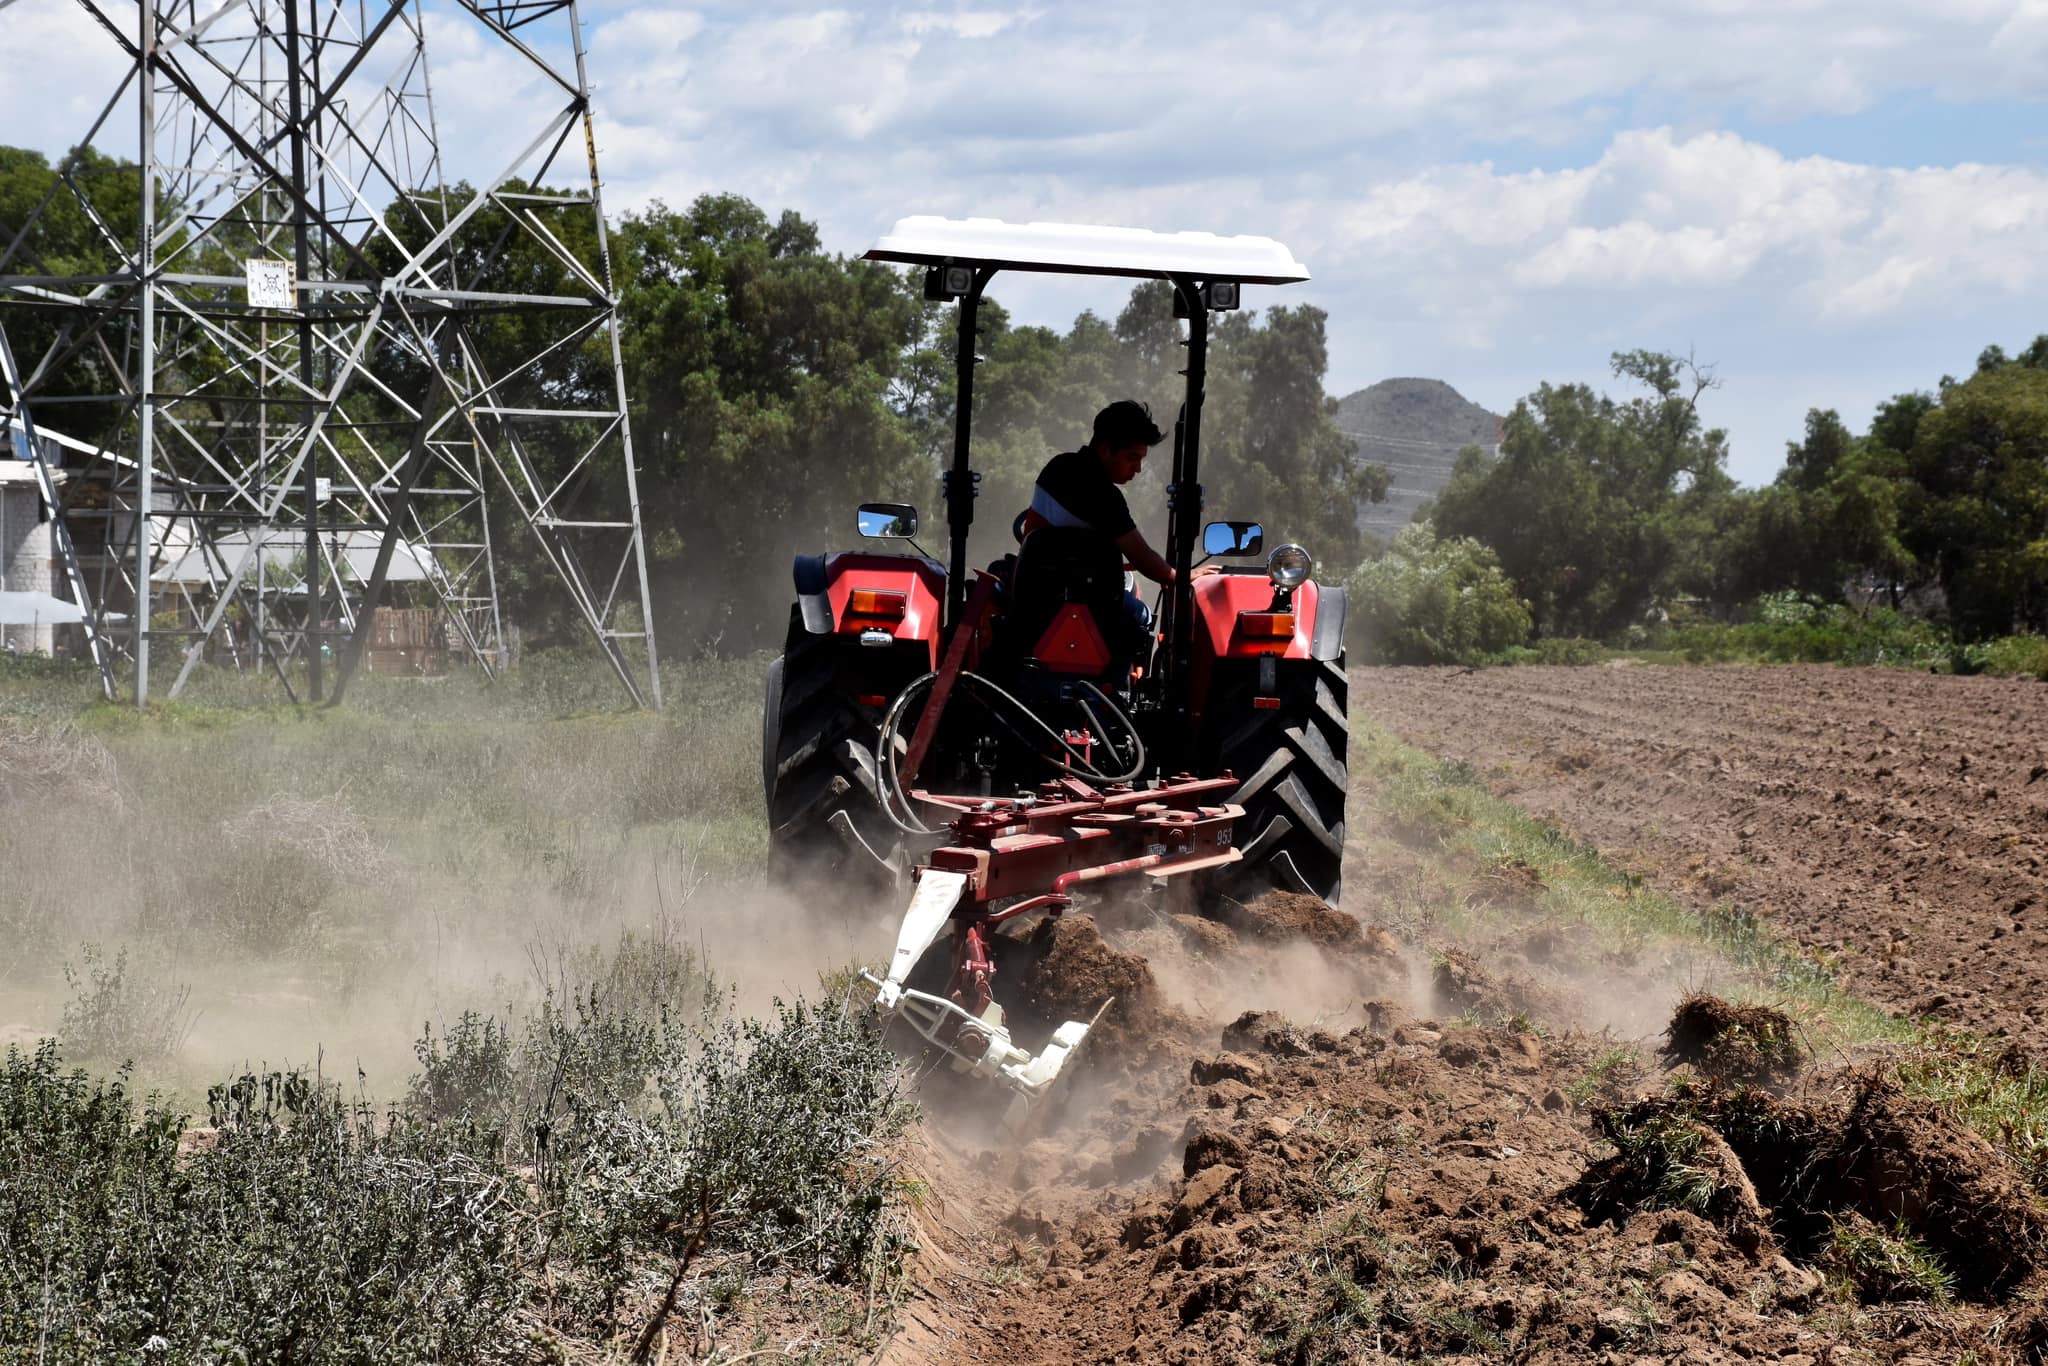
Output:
0,0,661,706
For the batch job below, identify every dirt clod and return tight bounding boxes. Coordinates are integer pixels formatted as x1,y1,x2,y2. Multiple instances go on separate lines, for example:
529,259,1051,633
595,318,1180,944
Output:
1167,913,1236,956
1218,1010,1308,1057
1013,913,1170,1054
1222,891,1362,947
1663,992,1801,1083
1189,1053,1267,1087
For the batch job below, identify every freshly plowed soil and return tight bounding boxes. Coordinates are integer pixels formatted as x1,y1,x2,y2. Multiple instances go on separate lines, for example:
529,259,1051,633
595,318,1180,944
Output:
876,666,2048,1363
892,1003,2048,1363
1353,663,2048,1052
1220,891,1365,947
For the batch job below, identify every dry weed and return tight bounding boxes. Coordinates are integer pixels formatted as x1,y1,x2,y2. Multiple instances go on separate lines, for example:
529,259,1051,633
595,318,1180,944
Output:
0,722,121,812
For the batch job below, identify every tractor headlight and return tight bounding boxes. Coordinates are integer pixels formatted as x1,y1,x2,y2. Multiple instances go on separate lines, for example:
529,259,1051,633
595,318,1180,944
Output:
1267,543,1313,590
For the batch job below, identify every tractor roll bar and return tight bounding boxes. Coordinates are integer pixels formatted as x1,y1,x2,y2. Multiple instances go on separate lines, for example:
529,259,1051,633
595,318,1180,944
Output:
945,268,996,627
1161,275,1207,753
928,267,1212,767
869,221,1311,768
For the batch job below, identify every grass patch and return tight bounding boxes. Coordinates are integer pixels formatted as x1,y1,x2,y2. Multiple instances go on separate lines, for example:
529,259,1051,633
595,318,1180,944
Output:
1820,1215,1957,1304
1,652,772,1094
1567,1045,1646,1108
1893,1035,2048,1191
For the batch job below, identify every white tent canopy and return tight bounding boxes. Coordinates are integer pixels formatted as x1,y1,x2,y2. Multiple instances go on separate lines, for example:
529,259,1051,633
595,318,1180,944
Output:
0,590,124,626
864,217,1310,284
153,528,438,587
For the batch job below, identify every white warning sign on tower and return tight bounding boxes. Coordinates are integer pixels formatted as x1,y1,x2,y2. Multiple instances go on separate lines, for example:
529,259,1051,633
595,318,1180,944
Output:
245,258,296,310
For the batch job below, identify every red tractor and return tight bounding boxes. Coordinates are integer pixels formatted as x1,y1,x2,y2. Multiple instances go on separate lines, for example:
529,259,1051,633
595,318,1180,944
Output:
763,219,1348,1103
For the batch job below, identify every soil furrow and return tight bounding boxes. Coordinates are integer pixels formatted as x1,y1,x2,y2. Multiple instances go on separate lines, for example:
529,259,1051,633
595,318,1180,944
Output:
1354,663,2048,1050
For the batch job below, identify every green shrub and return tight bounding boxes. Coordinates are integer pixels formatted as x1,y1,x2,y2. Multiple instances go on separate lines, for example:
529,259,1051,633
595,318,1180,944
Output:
0,1041,526,1363
1649,600,1949,668
1973,634,2048,680
6,983,914,1361
546,998,910,1328
1349,525,1532,665
1504,636,1605,666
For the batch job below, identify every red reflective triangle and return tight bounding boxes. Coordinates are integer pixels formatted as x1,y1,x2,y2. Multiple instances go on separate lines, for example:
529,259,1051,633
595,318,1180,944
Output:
1031,604,1112,675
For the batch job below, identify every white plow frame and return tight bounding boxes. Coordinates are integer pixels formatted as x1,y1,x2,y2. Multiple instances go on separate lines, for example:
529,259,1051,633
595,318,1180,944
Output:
862,869,1107,1110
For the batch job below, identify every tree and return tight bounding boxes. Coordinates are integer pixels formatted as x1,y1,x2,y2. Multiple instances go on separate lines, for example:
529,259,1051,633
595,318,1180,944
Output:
1348,524,1530,664
1431,350,1736,637
1898,357,2048,637
919,279,1382,571
0,145,149,446
616,194,927,653
1201,302,1379,563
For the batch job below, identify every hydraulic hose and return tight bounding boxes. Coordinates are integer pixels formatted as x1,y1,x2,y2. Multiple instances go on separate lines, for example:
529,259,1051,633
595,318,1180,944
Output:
873,670,1148,837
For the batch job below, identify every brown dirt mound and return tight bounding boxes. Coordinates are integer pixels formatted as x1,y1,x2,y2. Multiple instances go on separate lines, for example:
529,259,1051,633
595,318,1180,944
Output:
1480,858,1546,912
1832,1074,2048,1299
895,995,2048,1363
1012,913,1180,1056
1220,891,1362,947
1167,913,1236,957
1663,992,1801,1084
1588,1073,2048,1302
1427,945,1532,1016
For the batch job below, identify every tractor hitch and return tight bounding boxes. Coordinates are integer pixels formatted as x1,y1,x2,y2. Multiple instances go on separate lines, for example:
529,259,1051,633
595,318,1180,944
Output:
862,774,1241,1112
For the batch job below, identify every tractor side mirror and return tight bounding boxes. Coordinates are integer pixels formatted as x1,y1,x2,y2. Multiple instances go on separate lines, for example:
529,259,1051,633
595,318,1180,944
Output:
857,503,919,539
1202,520,1264,557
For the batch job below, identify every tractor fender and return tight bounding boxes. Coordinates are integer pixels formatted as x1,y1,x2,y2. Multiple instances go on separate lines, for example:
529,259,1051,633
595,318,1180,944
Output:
1310,584,1346,662
793,554,833,634
1189,574,1320,661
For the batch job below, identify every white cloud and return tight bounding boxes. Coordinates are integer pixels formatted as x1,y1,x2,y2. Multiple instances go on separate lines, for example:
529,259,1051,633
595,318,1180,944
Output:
5,0,2045,482
1333,129,2048,324
897,9,1031,39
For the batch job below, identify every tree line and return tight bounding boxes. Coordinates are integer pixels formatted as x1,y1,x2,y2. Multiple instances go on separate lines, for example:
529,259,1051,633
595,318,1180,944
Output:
1355,339,2048,666
9,142,2041,669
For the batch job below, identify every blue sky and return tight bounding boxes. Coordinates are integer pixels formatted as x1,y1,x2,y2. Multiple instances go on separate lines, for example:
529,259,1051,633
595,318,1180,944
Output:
5,0,2044,484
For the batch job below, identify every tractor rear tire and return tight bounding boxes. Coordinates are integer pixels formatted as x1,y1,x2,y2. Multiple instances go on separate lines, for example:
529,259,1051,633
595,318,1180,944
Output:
1214,655,1349,905
764,614,895,885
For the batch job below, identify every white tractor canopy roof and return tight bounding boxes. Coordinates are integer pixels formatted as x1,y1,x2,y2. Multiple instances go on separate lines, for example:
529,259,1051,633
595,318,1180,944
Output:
864,217,1310,284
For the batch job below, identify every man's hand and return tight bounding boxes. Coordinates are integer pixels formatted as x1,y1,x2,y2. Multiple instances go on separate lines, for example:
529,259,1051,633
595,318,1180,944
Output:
1116,531,1227,585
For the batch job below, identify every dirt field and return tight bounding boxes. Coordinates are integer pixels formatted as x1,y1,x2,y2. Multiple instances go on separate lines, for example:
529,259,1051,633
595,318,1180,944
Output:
1351,664,2048,1056
870,663,2048,1365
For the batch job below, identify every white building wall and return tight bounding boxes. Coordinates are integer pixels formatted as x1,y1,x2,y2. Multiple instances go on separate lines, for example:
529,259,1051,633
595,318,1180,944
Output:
2,478,60,654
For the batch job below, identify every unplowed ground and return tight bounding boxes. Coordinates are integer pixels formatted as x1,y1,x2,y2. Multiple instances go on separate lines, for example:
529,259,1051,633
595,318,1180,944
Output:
1351,664,2048,1054
871,664,2048,1365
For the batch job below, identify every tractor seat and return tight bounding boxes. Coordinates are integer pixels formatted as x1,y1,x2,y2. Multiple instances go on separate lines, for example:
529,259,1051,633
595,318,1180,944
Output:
1000,526,1141,679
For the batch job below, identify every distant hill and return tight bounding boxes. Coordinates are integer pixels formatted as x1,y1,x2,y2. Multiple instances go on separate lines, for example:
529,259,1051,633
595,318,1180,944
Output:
1334,378,1501,543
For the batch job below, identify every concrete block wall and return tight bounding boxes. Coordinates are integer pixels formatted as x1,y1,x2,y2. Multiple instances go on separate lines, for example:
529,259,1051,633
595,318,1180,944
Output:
2,481,59,654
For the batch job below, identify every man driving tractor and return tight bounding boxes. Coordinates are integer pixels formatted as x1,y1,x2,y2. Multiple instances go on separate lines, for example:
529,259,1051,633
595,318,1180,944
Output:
766,217,1350,1107
1021,399,1215,633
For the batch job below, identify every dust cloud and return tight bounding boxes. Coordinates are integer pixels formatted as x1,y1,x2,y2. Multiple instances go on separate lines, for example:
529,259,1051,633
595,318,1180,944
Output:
0,670,896,1102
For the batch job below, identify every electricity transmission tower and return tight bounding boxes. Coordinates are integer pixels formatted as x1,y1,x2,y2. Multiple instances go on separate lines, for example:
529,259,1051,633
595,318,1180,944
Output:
0,0,662,706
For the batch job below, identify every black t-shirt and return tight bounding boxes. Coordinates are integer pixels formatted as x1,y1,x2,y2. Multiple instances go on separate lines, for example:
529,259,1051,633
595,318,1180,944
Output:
1029,448,1135,539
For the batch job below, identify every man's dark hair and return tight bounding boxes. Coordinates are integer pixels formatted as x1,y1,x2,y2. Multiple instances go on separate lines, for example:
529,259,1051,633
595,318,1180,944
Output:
1091,399,1165,450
